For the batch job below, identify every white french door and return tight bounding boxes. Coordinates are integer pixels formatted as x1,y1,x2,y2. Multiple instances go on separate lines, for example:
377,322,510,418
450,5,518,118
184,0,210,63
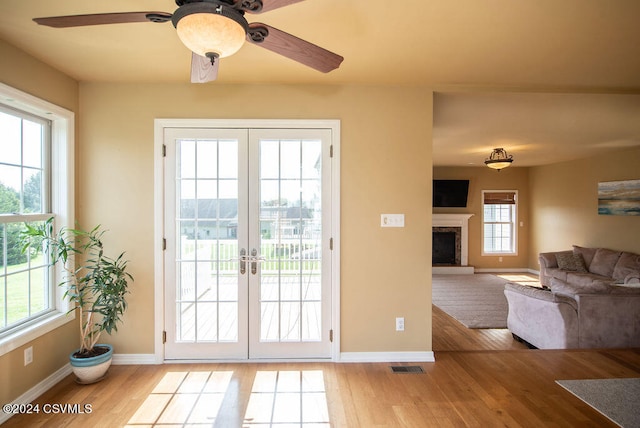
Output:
163,125,334,360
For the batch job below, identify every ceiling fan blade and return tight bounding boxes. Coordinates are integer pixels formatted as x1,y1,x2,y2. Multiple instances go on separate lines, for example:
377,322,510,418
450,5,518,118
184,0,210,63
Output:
255,0,306,13
33,12,172,28
247,23,343,73
191,53,219,83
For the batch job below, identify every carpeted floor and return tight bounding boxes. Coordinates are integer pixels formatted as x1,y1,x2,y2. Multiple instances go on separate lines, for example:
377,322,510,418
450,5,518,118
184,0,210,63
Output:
556,378,640,427
432,274,509,328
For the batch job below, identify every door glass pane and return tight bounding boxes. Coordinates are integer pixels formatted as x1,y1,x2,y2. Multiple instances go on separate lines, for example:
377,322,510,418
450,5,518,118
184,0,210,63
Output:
259,138,322,343
175,138,239,343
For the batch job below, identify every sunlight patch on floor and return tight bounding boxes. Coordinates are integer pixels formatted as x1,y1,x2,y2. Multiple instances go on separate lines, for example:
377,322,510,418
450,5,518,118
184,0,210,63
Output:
125,370,232,426
496,273,541,288
244,370,330,427
123,369,330,427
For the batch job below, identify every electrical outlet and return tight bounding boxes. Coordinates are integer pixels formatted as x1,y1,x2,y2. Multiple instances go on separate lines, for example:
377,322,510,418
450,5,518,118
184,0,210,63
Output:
396,317,405,331
24,346,33,366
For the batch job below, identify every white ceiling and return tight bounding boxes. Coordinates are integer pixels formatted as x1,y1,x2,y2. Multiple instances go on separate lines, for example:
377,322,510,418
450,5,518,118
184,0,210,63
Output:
1,0,640,166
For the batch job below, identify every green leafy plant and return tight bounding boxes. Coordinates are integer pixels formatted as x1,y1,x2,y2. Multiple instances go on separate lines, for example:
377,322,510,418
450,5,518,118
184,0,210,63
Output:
20,217,133,357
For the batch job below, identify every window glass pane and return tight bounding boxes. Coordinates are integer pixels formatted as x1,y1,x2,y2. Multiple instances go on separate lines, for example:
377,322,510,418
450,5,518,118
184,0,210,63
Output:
29,266,48,314
0,111,21,165
197,179,217,200
218,140,237,179
179,140,196,179
0,166,21,215
261,140,279,179
483,205,496,222
281,140,301,179
7,271,29,325
23,169,42,213
301,140,321,179
0,176,20,215
23,119,43,168
196,140,217,179
0,281,4,329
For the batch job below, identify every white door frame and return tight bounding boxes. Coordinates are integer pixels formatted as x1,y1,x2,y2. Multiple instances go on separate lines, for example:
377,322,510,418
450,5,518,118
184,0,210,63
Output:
153,119,341,362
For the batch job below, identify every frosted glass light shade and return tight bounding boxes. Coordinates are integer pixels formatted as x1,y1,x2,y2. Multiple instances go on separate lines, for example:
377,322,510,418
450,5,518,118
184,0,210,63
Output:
484,148,514,171
176,13,246,58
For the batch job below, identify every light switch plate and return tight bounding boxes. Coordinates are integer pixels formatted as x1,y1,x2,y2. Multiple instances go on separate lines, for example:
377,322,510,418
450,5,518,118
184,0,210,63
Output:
381,214,405,227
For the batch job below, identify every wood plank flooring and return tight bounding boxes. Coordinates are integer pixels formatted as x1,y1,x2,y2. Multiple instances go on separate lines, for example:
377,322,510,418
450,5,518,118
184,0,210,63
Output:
4,349,639,427
5,273,639,427
433,304,528,351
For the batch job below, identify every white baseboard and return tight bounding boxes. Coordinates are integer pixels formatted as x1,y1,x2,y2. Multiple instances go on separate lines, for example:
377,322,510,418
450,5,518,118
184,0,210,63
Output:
475,268,539,275
339,351,435,363
433,266,475,274
0,363,72,425
112,353,158,365
112,352,438,364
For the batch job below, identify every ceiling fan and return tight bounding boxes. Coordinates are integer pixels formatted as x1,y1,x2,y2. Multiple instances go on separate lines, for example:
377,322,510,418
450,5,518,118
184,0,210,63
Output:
33,0,344,83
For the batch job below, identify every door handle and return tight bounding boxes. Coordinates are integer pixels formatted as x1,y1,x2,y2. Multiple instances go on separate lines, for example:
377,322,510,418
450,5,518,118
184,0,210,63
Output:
238,248,247,275
250,248,265,275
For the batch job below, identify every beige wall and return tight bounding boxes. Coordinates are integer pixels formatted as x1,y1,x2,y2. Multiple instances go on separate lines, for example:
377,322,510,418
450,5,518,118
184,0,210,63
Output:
0,39,79,406
529,147,640,268
6,31,635,407
78,83,434,354
433,166,530,270
2,38,434,404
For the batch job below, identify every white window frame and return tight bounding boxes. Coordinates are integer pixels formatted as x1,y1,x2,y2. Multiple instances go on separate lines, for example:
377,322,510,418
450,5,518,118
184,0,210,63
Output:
0,83,75,357
481,190,518,256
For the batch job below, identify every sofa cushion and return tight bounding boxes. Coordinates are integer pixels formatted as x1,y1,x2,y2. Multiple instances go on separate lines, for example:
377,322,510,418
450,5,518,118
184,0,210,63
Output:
612,251,640,282
573,245,598,268
556,252,588,272
550,277,610,299
588,248,622,277
565,272,611,288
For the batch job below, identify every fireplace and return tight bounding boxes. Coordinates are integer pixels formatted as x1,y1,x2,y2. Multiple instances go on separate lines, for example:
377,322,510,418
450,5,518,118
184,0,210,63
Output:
432,230,458,265
432,213,474,274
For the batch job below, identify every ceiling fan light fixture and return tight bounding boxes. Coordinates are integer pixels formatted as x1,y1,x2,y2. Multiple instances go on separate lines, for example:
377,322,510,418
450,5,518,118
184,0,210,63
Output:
484,148,514,171
172,3,248,58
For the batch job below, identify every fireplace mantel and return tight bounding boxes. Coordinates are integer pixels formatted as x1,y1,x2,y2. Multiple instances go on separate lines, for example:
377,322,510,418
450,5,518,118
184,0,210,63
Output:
432,213,474,274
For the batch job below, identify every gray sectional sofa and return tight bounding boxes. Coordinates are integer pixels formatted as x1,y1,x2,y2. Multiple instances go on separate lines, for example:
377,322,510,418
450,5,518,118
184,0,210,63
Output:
539,246,640,288
504,246,640,349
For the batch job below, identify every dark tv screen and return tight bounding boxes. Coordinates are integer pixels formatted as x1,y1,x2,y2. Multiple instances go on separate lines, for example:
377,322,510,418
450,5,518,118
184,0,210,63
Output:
433,180,469,207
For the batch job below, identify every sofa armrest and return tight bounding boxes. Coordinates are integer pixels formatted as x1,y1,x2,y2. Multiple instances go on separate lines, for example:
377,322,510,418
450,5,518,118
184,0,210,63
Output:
505,282,577,308
504,283,579,349
505,282,555,301
539,250,573,269
539,250,572,287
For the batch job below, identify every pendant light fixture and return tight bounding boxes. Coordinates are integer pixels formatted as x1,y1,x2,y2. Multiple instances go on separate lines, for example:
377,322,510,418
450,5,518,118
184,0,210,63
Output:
484,148,514,171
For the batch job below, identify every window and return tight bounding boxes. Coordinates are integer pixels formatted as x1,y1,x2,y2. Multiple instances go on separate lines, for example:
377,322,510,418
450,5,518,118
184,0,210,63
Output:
0,83,74,356
482,190,517,255
0,105,53,332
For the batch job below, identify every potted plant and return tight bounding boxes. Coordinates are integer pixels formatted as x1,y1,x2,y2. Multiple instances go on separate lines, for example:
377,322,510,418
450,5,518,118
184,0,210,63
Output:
20,217,133,384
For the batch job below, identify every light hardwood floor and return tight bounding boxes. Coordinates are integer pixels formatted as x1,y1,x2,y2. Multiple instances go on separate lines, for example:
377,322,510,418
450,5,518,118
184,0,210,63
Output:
5,285,639,427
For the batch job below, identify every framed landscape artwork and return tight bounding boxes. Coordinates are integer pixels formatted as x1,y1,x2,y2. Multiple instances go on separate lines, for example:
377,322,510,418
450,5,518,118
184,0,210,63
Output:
598,179,640,216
